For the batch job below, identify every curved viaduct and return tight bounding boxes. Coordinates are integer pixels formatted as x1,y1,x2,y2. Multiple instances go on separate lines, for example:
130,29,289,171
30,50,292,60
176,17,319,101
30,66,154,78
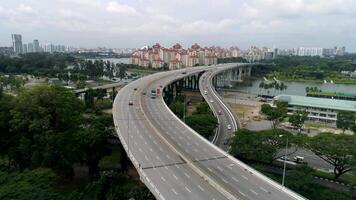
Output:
112,63,306,200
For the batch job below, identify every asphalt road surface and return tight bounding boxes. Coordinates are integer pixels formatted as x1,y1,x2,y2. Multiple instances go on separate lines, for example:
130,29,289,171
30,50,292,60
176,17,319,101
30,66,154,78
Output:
113,64,306,200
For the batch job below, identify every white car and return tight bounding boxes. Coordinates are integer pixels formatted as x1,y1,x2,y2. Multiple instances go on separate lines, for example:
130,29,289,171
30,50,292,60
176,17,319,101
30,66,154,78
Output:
204,90,208,95
210,99,214,103
227,124,232,130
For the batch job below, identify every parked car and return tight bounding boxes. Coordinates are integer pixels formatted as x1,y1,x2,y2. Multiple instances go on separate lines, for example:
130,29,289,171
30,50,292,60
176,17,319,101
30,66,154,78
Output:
128,101,133,106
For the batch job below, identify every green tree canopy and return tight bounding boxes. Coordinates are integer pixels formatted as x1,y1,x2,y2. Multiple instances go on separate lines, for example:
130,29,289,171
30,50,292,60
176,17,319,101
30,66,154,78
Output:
75,113,113,179
8,85,84,176
336,111,355,134
306,132,356,179
0,168,59,200
230,129,297,163
261,102,287,129
288,110,308,134
185,114,218,139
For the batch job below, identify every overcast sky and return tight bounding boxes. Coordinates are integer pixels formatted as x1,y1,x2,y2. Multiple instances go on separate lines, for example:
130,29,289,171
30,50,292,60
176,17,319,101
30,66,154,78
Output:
1,0,355,51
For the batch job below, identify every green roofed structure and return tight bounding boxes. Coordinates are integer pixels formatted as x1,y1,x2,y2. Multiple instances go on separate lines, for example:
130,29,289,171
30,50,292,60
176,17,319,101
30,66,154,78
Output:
307,91,356,101
273,95,356,125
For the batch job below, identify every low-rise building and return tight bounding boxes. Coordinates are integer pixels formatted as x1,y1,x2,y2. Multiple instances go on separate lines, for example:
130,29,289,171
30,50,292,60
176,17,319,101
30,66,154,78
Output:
273,95,356,125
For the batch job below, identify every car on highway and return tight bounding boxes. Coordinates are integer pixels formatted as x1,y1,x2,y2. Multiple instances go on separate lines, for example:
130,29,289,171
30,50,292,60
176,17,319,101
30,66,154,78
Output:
218,110,222,115
210,99,214,103
204,90,208,95
128,101,133,106
134,88,137,91
182,71,187,74
227,124,232,130
223,138,229,145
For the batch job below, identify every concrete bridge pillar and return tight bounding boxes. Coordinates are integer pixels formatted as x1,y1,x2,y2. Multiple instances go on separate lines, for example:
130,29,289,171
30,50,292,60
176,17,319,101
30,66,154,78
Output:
247,66,252,77
238,67,242,81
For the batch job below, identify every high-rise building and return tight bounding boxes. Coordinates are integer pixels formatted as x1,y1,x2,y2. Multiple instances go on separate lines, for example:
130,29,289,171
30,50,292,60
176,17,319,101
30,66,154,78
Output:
22,44,28,54
11,34,23,53
33,40,40,52
27,43,34,53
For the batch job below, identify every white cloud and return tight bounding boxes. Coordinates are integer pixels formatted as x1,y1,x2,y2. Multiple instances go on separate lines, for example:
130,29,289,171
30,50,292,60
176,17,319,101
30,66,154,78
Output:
0,0,355,50
16,4,36,14
106,2,139,16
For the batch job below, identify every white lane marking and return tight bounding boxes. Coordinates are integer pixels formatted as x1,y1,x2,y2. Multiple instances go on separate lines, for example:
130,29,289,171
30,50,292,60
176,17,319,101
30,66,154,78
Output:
217,166,223,172
161,176,166,182
260,187,268,193
238,190,247,197
145,155,149,161
250,189,259,195
184,173,190,179
207,167,213,172
173,174,178,180
222,178,229,183
185,186,191,193
150,148,153,152
139,148,143,153
171,188,178,195
227,163,234,169
242,175,248,180
198,185,205,191
232,177,239,183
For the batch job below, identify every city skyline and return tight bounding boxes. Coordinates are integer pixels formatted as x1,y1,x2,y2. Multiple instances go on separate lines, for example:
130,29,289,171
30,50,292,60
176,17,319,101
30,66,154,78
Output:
1,0,356,51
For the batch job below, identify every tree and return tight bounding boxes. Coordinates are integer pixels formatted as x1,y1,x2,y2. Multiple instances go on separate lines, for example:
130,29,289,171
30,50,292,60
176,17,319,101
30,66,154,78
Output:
307,132,356,179
75,114,113,180
194,102,211,115
336,111,355,134
118,64,127,79
230,129,297,163
9,85,83,176
0,93,14,157
0,168,60,200
185,114,218,139
261,102,287,129
169,100,185,119
289,110,308,134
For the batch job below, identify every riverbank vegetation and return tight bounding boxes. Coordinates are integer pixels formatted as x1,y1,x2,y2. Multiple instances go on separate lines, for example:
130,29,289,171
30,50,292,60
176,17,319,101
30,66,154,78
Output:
253,56,356,84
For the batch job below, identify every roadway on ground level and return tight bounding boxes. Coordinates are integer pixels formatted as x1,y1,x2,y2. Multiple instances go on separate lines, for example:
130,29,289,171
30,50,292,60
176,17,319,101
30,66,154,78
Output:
113,64,306,200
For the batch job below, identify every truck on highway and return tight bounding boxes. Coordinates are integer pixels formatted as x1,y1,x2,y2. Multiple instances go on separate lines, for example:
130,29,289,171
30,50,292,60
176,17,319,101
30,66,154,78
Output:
151,89,157,99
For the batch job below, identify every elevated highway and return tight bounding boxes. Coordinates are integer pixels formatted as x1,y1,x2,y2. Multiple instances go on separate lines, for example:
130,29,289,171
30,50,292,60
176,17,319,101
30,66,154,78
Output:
113,64,306,200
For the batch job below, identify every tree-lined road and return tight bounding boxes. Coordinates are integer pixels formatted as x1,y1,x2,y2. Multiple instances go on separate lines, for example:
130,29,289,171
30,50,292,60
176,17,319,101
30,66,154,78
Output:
113,64,306,200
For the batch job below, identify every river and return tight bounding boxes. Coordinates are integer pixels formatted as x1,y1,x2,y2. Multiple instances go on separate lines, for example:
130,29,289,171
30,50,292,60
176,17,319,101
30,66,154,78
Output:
235,79,356,96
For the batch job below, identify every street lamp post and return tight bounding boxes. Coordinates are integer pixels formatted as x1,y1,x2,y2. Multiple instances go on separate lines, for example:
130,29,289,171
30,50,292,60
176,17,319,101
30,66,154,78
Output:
280,135,289,187
183,95,186,123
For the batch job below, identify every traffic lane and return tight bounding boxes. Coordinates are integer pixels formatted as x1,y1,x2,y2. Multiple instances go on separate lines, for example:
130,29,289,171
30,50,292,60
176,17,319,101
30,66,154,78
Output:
144,163,227,200
114,82,183,168
201,76,234,149
200,158,294,200
276,148,333,171
145,96,225,160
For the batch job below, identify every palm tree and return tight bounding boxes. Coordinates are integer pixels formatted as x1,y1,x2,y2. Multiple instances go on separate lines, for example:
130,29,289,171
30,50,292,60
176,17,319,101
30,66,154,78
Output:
259,81,265,96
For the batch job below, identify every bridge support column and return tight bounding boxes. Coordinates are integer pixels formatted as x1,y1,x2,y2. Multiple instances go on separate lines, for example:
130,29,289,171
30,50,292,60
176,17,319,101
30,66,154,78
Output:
238,67,242,81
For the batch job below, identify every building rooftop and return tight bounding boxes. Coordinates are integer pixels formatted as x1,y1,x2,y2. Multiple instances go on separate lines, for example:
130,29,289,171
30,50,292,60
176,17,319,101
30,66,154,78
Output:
274,95,356,112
